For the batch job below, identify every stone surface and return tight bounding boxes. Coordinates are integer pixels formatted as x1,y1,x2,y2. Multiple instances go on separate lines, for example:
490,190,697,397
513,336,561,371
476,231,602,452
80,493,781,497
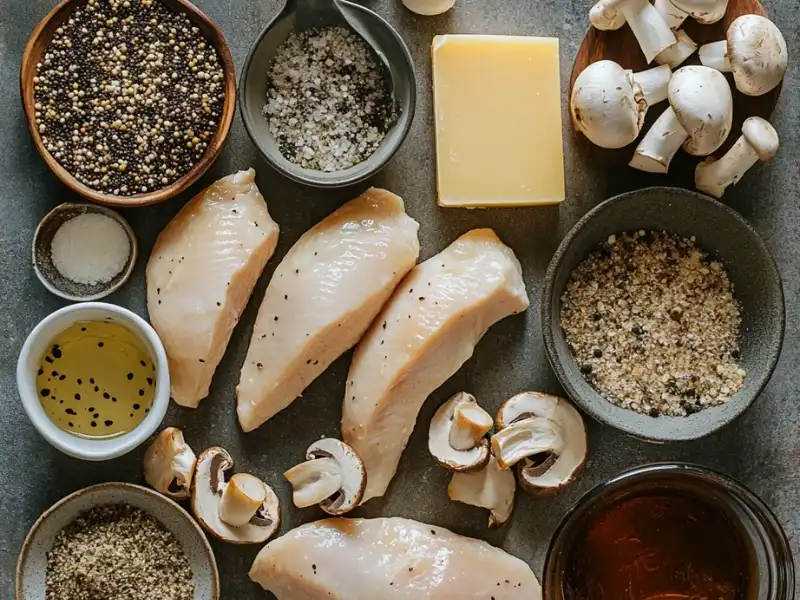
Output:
1,0,798,598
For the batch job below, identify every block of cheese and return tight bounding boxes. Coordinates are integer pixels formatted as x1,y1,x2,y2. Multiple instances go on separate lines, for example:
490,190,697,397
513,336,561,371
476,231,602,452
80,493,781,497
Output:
432,35,565,207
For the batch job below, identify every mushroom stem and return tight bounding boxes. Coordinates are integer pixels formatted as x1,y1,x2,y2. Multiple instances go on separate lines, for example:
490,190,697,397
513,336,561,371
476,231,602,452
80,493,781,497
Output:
630,64,672,105
655,29,697,69
590,0,677,63
448,456,516,528
491,417,563,470
449,401,493,451
284,458,343,508
620,0,677,63
220,473,268,527
695,117,779,198
629,106,688,173
654,0,687,28
698,40,731,71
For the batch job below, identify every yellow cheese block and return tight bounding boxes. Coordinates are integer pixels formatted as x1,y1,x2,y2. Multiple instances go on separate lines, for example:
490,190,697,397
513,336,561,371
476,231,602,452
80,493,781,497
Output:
432,35,565,207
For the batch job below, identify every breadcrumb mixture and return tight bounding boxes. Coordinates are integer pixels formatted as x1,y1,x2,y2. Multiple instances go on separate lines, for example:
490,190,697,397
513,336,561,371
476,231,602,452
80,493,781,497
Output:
560,230,745,417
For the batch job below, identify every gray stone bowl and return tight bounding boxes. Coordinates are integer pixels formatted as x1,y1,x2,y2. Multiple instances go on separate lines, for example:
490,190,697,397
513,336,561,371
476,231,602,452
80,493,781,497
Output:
16,482,219,600
542,187,785,443
239,0,416,187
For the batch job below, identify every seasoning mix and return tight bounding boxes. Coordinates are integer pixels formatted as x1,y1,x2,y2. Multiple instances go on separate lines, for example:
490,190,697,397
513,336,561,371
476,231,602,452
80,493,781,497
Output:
37,320,156,437
46,504,194,600
33,0,225,195
264,26,397,171
560,230,745,417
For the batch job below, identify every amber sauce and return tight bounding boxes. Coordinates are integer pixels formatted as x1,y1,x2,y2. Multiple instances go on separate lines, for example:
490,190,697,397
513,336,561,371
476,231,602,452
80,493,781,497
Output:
562,493,750,600
36,320,156,438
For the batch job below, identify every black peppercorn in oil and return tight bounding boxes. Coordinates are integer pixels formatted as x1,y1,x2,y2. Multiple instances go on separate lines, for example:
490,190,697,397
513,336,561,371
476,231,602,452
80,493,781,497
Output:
561,492,751,600
36,321,155,437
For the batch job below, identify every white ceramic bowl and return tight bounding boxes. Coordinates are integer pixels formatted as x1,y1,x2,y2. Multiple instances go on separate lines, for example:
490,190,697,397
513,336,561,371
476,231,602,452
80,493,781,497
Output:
16,482,219,600
17,303,170,460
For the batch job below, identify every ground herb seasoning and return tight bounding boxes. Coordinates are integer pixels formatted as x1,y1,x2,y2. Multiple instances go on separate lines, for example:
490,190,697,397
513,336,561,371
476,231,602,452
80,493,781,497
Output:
45,504,194,600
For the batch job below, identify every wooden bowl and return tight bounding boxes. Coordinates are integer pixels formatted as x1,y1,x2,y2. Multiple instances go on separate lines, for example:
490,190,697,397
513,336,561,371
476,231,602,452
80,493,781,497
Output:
569,0,782,174
20,0,236,207
16,482,219,600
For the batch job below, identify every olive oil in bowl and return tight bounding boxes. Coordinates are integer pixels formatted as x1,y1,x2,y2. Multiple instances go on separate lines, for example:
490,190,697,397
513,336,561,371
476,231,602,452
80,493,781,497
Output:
36,320,156,438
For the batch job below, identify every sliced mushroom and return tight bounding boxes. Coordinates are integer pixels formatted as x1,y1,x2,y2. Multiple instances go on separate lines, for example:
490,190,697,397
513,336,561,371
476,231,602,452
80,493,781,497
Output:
495,392,588,495
428,392,491,472
589,0,677,63
143,427,197,500
284,438,366,515
630,65,732,173
571,61,672,149
695,116,779,198
448,455,516,527
698,14,787,97
491,416,563,470
191,447,280,544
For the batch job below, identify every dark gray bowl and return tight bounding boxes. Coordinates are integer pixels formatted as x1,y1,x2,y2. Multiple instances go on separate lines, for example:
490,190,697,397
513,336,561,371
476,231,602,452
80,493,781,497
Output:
239,0,416,187
542,187,785,443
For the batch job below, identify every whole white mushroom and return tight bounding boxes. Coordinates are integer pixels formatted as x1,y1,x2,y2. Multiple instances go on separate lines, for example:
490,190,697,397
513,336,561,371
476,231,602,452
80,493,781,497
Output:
630,65,733,173
589,0,677,63
401,0,455,15
571,60,672,149
699,14,788,96
695,116,779,198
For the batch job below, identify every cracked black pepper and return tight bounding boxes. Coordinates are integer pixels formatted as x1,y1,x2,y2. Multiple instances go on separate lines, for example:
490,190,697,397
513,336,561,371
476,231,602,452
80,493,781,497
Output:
263,26,397,171
45,504,194,600
33,0,225,196
560,230,745,417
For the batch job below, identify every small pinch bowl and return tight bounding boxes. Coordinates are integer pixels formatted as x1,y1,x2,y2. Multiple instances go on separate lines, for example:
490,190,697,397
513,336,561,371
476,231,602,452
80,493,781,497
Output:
17,302,170,460
16,482,220,600
33,202,137,302
542,187,784,443
20,0,236,207
240,0,416,187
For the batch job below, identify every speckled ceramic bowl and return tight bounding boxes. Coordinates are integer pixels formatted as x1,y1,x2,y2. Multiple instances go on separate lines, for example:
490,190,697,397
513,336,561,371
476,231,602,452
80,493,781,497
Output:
16,482,219,600
32,202,137,302
542,187,785,443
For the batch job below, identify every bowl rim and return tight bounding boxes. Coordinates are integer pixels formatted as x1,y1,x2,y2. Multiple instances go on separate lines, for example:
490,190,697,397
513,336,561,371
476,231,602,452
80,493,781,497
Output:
541,186,786,442
32,202,139,302
16,302,171,460
238,0,417,188
15,481,220,600
19,0,237,207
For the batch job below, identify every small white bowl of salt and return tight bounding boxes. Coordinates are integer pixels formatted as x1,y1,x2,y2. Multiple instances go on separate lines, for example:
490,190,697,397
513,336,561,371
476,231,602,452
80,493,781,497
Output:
33,203,137,302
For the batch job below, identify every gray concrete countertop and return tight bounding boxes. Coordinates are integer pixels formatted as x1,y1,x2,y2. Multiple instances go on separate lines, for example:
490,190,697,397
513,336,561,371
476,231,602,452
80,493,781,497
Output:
1,1,798,598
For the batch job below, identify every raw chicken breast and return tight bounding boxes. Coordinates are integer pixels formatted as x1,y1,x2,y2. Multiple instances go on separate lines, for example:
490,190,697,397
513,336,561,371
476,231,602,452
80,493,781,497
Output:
237,188,420,432
147,169,279,408
249,517,541,600
343,229,529,502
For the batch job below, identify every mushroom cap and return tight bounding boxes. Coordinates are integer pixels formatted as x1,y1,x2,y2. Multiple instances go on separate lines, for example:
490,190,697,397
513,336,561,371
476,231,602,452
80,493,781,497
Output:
727,15,788,96
191,447,280,544
428,392,491,472
448,455,516,528
668,0,727,24
741,116,779,162
496,393,588,495
668,65,733,156
570,60,644,149
305,438,367,515
589,0,626,31
143,427,196,500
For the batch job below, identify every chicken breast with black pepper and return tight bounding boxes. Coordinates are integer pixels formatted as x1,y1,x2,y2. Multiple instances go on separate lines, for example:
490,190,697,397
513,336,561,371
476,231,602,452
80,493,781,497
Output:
147,169,279,408
236,188,420,432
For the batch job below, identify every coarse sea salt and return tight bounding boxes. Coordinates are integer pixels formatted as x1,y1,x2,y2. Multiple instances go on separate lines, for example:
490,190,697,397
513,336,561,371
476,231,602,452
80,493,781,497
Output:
51,213,130,285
